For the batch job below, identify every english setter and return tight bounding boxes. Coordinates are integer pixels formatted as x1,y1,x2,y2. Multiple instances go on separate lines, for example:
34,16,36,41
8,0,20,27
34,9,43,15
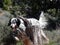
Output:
8,11,49,45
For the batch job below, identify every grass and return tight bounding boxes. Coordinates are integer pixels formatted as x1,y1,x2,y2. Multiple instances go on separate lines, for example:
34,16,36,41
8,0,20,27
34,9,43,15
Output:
44,29,60,45
0,23,60,45
16,41,23,45
16,30,60,45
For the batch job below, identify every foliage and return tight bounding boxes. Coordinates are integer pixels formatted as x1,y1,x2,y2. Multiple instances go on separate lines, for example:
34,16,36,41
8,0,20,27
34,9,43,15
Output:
0,0,60,45
16,41,23,45
0,24,11,43
44,30,60,45
3,0,12,10
2,0,60,19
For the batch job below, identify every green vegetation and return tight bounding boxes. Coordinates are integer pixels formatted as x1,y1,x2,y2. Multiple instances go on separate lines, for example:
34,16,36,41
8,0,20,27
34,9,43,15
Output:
3,0,12,10
44,30,60,45
0,0,60,45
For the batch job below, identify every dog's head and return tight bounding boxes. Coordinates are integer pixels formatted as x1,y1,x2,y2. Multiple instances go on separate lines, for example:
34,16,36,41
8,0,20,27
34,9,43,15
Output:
8,18,26,41
8,18,20,30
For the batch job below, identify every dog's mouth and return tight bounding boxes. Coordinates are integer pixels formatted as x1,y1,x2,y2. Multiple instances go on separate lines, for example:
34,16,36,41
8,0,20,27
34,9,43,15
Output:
11,25,18,31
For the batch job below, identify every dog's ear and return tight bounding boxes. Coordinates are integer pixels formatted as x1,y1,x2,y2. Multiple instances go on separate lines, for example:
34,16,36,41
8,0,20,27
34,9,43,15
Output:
16,19,20,27
8,19,11,26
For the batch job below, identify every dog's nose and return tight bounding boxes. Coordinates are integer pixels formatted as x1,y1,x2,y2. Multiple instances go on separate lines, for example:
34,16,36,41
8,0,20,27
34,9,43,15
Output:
11,24,16,28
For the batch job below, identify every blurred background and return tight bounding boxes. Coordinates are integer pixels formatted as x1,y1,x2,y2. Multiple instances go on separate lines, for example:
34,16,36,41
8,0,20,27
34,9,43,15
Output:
0,0,60,45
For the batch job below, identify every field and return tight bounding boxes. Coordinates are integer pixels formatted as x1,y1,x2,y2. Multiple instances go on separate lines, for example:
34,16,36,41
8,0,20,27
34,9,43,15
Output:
0,10,60,45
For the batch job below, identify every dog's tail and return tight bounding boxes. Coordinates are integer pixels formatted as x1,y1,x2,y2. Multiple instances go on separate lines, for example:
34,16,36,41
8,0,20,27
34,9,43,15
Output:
39,11,44,22
39,11,48,28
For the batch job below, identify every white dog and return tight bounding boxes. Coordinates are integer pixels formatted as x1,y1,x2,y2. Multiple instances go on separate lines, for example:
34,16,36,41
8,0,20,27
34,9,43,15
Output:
8,11,49,45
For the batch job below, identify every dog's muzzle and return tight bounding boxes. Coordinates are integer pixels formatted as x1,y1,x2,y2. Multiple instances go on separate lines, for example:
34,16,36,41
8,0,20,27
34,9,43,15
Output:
11,24,16,28
10,24,18,31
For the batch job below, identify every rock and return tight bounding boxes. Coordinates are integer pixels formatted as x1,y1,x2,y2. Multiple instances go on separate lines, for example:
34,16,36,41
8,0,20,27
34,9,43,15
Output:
0,10,12,25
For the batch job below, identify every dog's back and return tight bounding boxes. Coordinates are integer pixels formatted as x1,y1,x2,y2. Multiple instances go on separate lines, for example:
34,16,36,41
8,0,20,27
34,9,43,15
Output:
27,18,40,26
